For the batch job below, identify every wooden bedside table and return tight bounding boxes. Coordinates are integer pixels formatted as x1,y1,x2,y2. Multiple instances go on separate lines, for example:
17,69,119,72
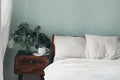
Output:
14,51,49,80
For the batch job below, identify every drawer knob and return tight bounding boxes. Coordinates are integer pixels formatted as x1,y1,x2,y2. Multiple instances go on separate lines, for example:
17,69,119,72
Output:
30,69,32,71
30,61,33,63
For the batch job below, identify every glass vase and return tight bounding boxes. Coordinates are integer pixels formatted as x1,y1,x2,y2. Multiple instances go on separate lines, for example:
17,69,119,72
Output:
25,46,31,55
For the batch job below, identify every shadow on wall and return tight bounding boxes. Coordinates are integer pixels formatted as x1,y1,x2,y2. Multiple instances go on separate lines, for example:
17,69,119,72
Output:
3,48,18,80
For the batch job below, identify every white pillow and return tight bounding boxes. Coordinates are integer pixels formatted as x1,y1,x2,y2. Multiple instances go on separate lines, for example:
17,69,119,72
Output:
54,35,86,59
85,34,120,60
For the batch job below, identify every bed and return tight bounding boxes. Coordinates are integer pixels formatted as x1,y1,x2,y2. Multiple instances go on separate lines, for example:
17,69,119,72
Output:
44,34,120,80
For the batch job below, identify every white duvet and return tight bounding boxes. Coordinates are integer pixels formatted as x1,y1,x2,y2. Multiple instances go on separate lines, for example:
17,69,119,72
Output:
44,58,120,80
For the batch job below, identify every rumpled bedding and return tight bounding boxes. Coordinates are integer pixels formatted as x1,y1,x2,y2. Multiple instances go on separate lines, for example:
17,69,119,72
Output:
44,58,120,80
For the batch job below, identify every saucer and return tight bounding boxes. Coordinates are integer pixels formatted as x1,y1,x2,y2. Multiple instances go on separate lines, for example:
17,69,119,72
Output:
33,53,43,56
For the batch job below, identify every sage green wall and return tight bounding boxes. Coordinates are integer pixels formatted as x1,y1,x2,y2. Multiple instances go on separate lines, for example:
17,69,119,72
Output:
4,0,120,80
11,0,120,37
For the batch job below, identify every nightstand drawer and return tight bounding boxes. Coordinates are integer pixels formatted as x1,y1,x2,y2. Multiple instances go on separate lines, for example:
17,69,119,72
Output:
15,66,44,74
15,66,33,74
14,55,49,75
19,59,46,65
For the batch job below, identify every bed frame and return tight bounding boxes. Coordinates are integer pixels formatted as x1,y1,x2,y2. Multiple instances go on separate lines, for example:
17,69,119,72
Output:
51,34,55,62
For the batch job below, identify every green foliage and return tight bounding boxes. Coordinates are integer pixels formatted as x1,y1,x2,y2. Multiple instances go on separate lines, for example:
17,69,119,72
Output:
10,23,51,49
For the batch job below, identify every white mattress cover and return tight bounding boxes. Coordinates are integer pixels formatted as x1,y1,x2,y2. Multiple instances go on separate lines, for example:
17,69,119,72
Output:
45,58,120,80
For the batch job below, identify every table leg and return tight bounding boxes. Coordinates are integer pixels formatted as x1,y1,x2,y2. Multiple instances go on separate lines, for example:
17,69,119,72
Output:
18,75,23,80
40,75,44,80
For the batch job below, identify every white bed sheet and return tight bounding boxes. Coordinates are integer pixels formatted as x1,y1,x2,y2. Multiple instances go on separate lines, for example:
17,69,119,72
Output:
44,58,120,80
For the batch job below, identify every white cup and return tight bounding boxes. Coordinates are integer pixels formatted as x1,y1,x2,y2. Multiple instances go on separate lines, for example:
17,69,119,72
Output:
38,47,49,56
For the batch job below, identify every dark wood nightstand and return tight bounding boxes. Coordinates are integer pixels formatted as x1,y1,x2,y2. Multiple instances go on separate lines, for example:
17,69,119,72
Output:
14,51,49,80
